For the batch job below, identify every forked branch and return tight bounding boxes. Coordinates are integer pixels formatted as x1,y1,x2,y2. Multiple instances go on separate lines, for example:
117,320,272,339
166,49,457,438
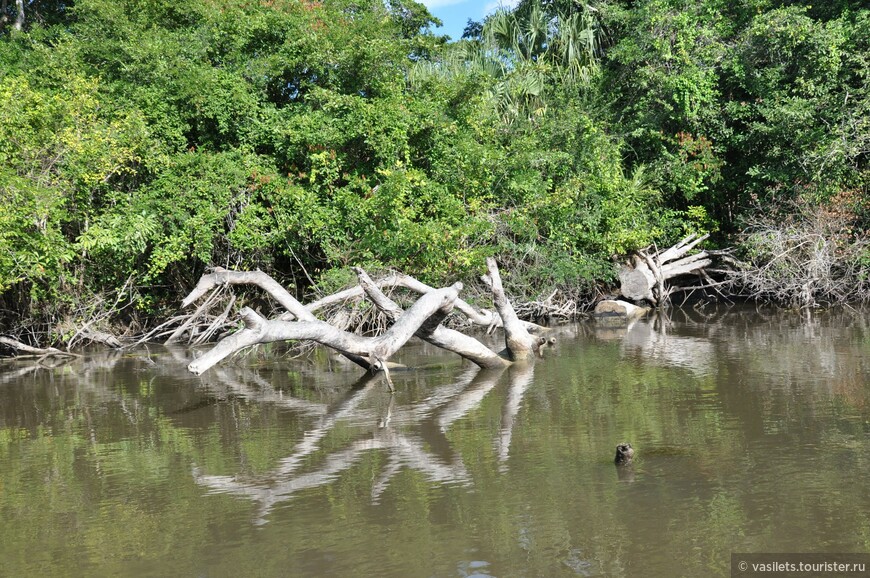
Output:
181,260,548,376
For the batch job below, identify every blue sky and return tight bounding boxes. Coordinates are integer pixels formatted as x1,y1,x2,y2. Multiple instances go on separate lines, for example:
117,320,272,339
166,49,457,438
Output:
421,0,519,41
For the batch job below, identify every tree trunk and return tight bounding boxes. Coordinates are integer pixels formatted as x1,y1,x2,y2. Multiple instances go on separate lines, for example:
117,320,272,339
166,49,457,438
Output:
0,337,76,358
181,261,549,377
619,234,719,306
304,271,546,334
187,282,462,376
352,267,510,369
13,0,23,30
481,257,548,360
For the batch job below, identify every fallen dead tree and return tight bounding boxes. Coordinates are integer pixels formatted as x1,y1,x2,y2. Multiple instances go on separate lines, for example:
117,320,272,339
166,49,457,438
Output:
180,258,553,384
0,336,80,361
148,263,552,351
618,233,732,306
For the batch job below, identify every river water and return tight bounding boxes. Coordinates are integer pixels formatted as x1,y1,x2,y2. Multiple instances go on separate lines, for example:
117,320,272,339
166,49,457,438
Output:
1,306,869,577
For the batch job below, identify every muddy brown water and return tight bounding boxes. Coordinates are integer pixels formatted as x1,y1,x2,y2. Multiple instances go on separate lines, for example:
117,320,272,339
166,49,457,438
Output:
1,306,869,577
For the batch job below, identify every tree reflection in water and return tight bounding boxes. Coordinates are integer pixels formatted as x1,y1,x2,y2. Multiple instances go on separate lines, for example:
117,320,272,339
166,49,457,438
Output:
3,307,870,576
192,363,537,524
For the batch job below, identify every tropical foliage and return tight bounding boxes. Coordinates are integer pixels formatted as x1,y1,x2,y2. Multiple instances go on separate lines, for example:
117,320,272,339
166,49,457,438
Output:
1,0,868,338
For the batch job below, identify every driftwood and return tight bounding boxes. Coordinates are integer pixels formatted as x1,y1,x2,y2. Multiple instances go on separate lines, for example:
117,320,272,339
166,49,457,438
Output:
0,337,79,360
181,259,551,380
619,234,730,306
352,267,509,369
185,267,548,334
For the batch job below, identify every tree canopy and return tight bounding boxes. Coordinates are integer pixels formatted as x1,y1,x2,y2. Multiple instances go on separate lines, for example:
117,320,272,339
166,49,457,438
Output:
1,0,868,338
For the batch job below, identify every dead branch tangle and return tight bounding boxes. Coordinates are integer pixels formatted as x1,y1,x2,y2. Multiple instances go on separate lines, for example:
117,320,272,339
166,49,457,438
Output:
182,259,552,380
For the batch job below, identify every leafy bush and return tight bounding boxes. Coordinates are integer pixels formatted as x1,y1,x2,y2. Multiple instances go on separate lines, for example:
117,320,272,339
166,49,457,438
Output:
2,0,867,337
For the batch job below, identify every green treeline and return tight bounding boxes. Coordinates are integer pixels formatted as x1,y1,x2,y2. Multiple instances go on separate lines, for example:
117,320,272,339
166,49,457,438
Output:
1,0,868,336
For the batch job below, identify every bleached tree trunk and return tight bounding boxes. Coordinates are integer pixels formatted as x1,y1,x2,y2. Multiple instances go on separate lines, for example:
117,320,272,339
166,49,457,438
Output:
482,257,550,360
0,337,76,358
305,271,546,334
352,267,510,369
619,233,716,306
187,282,462,376
180,260,550,377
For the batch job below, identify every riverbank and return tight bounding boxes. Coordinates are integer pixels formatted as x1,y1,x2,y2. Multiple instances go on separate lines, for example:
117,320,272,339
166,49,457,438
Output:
3,1,868,356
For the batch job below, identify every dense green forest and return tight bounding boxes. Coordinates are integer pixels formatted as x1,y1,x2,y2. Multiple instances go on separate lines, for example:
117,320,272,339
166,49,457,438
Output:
1,0,868,342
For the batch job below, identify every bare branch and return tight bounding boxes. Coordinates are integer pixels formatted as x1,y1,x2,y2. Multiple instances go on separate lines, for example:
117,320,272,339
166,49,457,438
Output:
661,254,712,279
168,285,225,343
0,337,78,358
182,268,312,320
308,271,546,333
657,233,710,264
354,266,510,369
188,282,462,375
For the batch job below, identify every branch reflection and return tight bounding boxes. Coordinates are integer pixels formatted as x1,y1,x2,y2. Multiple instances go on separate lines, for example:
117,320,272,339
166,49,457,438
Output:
192,363,539,524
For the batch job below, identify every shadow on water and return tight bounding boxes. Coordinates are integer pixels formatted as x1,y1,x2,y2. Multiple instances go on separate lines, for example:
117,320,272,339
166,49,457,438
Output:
2,305,870,576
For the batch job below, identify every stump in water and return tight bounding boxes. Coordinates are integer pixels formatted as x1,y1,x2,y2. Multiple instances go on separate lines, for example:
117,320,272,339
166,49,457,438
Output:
614,442,635,465
180,258,551,382
614,442,636,482
618,234,730,306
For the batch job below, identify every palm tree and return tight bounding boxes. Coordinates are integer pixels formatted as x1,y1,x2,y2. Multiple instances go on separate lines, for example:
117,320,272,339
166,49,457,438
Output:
410,0,600,123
